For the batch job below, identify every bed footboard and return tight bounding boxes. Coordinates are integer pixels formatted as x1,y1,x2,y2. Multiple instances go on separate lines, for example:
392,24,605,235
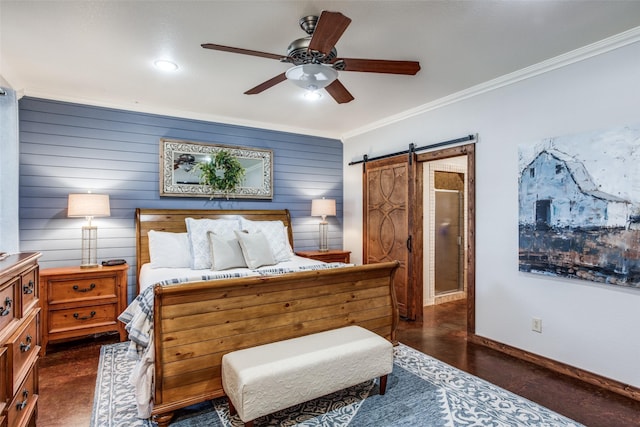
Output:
151,261,399,426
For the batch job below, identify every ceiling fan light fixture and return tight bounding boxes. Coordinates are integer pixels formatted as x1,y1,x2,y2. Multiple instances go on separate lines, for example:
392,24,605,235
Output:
303,90,322,101
285,63,337,91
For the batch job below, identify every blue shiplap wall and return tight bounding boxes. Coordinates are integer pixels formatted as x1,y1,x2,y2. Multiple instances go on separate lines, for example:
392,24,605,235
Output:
18,97,343,301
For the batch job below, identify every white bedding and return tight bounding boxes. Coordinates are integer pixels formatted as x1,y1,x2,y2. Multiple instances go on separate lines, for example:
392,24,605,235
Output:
138,255,329,292
121,256,352,419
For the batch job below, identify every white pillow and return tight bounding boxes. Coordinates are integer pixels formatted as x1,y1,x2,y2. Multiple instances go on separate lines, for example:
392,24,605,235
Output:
147,230,191,268
234,230,276,269
185,217,241,269
239,218,294,262
207,231,247,270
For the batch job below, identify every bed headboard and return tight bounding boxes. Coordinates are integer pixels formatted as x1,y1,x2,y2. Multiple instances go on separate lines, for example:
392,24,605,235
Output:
135,208,293,287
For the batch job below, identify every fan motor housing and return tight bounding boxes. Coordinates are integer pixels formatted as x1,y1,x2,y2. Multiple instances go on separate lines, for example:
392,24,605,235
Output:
286,37,337,65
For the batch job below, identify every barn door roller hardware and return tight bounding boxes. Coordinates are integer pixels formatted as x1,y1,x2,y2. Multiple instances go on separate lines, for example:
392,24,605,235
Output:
349,134,477,167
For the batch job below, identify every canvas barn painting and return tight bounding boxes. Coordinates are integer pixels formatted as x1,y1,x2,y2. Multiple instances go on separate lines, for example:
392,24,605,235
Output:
518,124,640,288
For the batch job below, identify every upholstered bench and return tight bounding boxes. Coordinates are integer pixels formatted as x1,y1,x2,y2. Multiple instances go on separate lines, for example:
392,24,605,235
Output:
221,325,393,427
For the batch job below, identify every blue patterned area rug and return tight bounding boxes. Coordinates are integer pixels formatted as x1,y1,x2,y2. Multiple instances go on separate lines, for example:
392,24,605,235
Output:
91,342,583,427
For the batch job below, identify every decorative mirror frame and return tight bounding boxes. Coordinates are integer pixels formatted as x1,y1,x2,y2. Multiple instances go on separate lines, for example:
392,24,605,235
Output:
160,138,273,199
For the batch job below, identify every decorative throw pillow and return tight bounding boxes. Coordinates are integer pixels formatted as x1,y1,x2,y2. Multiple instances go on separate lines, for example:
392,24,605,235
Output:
185,217,241,269
207,231,247,270
234,230,276,269
238,218,294,262
147,231,192,268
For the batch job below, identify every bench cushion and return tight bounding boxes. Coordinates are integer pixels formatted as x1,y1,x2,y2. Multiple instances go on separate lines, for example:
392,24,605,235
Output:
222,325,393,423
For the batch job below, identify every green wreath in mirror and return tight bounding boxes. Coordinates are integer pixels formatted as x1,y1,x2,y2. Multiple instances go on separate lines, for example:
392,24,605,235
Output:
198,150,245,193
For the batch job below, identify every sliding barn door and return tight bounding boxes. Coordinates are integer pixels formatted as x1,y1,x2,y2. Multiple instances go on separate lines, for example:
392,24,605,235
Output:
363,155,419,320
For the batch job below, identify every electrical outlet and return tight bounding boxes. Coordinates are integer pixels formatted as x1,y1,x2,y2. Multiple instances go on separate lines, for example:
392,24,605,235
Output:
532,318,542,333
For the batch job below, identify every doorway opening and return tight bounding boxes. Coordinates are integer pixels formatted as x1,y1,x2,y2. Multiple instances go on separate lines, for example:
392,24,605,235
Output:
422,156,468,307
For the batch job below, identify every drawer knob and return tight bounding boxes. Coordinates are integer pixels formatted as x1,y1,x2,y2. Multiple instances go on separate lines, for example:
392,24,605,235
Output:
16,389,28,411
73,283,96,293
23,279,35,295
0,297,12,316
73,311,96,321
20,335,32,353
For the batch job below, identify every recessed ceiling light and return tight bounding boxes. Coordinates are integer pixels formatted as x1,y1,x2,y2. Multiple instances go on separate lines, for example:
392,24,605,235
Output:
154,59,179,71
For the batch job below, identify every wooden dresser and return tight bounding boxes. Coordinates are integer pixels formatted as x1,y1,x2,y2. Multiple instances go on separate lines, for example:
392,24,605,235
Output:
39,264,128,354
0,252,41,427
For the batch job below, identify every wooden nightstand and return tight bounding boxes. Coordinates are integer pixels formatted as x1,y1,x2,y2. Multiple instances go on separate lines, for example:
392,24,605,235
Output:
295,250,351,263
39,263,128,354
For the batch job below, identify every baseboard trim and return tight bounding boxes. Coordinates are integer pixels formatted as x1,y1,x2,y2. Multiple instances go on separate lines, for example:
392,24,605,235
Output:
468,333,640,402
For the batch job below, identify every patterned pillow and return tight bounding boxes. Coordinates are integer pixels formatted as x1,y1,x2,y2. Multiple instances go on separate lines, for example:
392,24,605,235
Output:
185,217,241,269
207,231,247,270
234,230,276,269
239,218,294,262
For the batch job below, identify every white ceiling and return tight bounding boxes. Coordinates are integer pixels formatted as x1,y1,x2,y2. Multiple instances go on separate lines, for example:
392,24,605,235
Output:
2,1,640,140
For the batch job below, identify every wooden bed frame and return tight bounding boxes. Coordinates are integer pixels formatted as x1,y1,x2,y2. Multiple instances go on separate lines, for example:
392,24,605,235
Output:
135,208,400,426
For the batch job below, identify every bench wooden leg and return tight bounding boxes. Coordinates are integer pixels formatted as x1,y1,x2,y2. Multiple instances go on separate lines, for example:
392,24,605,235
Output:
379,374,388,395
228,397,237,416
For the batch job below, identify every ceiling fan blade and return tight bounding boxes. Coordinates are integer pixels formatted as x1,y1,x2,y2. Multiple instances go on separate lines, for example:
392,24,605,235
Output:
338,58,421,75
244,73,288,95
325,79,354,104
201,43,284,61
308,11,352,55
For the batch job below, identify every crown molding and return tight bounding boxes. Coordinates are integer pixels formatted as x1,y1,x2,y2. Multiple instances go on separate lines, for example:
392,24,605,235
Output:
342,25,640,141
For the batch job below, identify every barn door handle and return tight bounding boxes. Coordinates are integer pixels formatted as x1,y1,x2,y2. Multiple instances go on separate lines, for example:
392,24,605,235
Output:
406,235,412,253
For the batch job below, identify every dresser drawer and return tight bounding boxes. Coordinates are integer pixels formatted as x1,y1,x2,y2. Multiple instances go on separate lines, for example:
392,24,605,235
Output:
0,279,18,332
6,311,39,396
6,363,37,427
19,267,38,317
47,275,117,305
0,347,7,415
49,303,117,334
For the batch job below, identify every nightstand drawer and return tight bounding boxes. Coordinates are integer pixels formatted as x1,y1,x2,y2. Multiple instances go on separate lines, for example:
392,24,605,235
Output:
47,275,117,304
49,303,118,334
296,250,351,263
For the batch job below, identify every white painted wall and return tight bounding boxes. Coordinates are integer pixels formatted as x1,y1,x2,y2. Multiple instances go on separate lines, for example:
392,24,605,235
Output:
343,39,640,387
0,82,20,254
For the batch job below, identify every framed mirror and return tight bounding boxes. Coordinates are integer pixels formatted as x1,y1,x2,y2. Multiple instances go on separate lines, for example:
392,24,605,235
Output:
160,138,273,199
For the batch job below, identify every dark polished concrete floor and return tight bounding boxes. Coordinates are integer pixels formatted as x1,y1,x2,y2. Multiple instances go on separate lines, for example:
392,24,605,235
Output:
39,299,640,426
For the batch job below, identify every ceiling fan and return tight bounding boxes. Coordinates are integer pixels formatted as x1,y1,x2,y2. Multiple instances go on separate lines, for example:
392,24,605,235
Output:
201,11,420,104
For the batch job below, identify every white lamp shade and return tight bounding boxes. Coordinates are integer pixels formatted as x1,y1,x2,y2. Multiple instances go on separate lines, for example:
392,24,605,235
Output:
286,64,338,91
311,198,336,217
67,193,111,218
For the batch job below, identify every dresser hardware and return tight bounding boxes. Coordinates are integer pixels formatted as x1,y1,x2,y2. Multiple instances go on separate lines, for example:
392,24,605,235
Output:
23,279,35,294
73,311,96,320
0,297,12,316
73,283,96,292
16,389,28,410
20,335,32,352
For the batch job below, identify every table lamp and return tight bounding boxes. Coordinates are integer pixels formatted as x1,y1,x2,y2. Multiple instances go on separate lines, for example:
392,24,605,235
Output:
311,198,336,252
67,193,110,268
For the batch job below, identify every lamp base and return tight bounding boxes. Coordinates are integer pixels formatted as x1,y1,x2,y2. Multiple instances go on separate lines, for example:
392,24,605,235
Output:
81,225,99,268
318,221,329,252
80,263,99,269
